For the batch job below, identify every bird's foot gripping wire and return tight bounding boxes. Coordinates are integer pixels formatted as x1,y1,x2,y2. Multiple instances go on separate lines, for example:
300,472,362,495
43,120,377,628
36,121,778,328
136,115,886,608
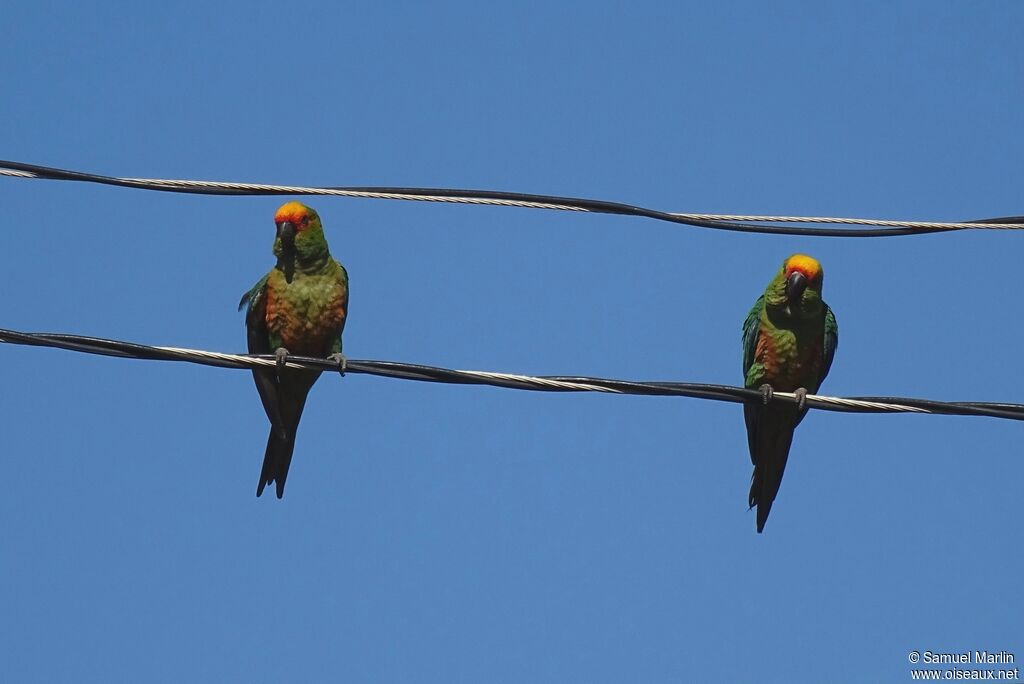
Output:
793,387,808,412
275,347,290,384
328,353,347,377
759,384,774,405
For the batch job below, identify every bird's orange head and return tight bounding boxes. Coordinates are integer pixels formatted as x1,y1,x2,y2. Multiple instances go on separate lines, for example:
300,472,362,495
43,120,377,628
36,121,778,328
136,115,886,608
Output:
783,254,823,290
274,201,319,232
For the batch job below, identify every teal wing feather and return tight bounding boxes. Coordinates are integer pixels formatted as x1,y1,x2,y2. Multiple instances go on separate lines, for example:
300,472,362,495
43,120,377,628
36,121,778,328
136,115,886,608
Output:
820,304,839,385
741,295,764,382
334,262,350,353
238,274,269,315
741,296,766,467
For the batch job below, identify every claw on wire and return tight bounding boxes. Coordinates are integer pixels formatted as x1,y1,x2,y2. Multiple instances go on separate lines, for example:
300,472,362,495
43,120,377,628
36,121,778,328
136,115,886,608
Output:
794,387,808,412
275,347,289,384
328,353,347,377
759,384,774,406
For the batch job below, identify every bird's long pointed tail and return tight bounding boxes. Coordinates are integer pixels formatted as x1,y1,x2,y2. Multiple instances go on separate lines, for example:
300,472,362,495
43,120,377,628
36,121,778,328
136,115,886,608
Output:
257,429,299,499
747,405,797,534
255,371,318,499
749,468,775,534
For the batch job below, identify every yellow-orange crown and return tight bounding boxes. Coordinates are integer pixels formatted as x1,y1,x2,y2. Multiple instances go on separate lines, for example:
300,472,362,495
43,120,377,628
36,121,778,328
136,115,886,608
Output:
784,254,823,283
274,201,316,226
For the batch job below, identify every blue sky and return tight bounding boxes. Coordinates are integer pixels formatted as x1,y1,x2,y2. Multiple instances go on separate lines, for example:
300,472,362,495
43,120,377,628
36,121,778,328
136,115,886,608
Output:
2,2,1022,682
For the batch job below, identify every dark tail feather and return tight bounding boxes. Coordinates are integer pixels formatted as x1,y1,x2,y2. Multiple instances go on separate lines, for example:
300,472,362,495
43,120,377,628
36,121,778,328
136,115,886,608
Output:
748,467,774,534
254,371,318,499
257,429,298,498
755,497,773,534
746,405,797,534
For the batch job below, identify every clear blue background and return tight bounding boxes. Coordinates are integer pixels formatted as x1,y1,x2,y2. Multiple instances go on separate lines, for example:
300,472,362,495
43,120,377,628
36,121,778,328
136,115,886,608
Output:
2,2,1021,682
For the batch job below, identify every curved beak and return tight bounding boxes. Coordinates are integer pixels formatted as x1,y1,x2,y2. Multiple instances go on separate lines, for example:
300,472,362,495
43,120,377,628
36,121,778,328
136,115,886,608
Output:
276,221,296,249
785,271,808,305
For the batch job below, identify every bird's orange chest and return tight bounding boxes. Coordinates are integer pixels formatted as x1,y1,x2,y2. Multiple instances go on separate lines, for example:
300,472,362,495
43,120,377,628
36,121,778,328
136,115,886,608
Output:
755,325,822,392
264,273,347,355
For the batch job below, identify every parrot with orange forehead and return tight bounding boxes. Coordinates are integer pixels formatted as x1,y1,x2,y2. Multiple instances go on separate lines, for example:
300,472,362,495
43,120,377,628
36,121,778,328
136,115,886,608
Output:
742,254,837,532
239,201,349,498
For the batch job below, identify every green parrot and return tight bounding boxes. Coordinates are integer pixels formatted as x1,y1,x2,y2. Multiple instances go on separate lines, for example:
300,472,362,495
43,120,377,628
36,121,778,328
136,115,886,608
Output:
239,201,349,498
741,254,838,532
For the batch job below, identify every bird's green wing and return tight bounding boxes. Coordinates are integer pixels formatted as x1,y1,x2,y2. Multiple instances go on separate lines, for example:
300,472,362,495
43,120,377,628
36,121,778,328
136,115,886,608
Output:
820,304,839,384
239,274,284,434
334,262,350,354
238,275,269,315
239,274,273,356
741,295,765,381
741,296,767,468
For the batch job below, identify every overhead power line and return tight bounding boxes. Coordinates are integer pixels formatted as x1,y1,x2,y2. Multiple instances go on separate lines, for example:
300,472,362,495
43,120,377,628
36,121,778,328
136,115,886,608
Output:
2,159,1022,238
2,326,1024,422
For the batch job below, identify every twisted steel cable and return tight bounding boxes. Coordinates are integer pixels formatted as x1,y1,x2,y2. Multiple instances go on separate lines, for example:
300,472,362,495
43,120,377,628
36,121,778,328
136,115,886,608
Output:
3,327,1024,421
3,160,1022,237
